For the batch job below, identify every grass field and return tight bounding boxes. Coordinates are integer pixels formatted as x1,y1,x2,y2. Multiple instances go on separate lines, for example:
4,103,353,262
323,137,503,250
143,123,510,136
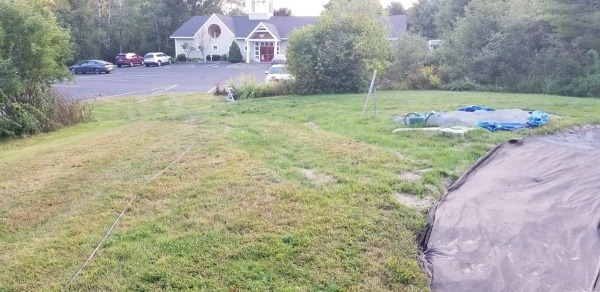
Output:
1,90,599,291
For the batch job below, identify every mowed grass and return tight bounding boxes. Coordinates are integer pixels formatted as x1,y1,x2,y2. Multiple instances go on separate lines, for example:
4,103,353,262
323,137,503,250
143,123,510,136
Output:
1,91,599,291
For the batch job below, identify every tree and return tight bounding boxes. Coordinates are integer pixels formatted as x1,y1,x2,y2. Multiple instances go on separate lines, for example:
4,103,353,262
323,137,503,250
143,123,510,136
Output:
407,0,440,39
287,0,390,94
274,7,292,16
228,41,243,63
434,0,470,35
541,0,600,52
196,30,211,61
438,0,587,94
387,2,405,15
0,0,74,138
181,42,196,60
223,0,245,15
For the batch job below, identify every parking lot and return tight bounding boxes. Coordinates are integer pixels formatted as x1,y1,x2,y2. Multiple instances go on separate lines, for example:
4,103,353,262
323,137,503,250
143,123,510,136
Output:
54,62,271,100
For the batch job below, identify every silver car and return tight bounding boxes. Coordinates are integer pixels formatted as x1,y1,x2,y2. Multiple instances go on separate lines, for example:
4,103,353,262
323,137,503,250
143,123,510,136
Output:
144,52,172,67
265,64,292,83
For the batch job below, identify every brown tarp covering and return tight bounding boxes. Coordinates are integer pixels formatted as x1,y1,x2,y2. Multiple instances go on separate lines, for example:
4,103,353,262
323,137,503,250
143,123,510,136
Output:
420,126,600,291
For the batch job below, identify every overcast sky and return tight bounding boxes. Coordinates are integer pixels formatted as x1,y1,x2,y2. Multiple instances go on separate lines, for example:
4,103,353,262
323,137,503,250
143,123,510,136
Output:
273,0,417,16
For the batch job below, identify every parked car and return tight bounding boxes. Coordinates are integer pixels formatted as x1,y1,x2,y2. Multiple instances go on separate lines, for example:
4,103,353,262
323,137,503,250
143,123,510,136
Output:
114,53,144,67
265,64,292,83
271,54,286,64
144,52,172,67
69,60,115,74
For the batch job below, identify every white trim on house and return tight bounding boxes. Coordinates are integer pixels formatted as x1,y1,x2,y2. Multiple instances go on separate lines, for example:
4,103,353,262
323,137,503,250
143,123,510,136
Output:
244,22,281,63
196,14,235,39
244,22,279,42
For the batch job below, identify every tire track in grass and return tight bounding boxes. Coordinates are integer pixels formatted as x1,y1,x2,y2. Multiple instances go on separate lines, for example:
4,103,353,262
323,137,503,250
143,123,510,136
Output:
66,141,197,288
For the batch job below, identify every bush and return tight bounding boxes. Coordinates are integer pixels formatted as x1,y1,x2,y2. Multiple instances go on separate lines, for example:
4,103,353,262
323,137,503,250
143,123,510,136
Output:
286,1,390,94
228,41,243,63
383,33,430,89
177,54,187,62
211,55,221,61
441,78,481,91
221,54,228,62
408,65,443,89
206,55,212,61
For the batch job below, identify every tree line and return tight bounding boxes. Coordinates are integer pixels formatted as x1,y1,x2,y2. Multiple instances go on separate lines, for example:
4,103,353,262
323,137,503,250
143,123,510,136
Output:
398,0,600,96
52,0,245,62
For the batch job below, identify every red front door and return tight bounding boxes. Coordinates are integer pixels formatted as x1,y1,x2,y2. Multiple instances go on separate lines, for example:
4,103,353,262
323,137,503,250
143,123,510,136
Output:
260,46,274,62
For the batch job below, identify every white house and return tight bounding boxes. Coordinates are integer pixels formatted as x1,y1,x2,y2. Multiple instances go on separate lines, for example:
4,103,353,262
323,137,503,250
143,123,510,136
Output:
170,0,407,63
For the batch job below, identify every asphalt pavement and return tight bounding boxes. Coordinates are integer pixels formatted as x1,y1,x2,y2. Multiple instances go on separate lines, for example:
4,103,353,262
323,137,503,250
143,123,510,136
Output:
54,62,271,100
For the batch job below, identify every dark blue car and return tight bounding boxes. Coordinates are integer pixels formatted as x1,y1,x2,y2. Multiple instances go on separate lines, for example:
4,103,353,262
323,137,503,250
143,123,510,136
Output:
69,60,115,74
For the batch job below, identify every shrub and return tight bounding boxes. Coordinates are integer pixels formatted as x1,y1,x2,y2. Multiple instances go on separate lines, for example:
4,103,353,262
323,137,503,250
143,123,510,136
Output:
228,41,243,63
211,54,221,61
177,54,187,62
206,55,212,61
221,54,228,62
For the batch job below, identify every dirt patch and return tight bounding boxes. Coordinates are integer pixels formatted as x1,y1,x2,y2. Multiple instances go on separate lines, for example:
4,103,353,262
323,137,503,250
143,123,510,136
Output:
398,171,422,182
303,121,318,129
394,192,434,211
185,118,200,125
299,168,335,187
224,125,233,133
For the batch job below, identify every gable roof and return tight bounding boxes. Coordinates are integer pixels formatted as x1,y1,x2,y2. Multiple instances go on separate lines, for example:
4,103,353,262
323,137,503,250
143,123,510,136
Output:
215,14,237,36
234,16,319,39
170,14,407,40
171,16,211,38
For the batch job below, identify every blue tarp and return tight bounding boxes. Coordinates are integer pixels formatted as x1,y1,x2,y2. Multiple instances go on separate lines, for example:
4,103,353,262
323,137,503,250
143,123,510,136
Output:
458,105,495,112
477,111,549,132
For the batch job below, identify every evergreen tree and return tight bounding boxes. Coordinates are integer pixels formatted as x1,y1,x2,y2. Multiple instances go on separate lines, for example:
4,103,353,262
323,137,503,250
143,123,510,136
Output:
228,41,243,63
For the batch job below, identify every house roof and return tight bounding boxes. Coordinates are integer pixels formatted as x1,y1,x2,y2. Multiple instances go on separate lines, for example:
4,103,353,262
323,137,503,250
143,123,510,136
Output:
170,16,211,38
170,14,406,40
388,15,407,38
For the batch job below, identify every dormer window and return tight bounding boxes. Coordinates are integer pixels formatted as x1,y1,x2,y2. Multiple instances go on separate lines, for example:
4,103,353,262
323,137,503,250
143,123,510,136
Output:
208,24,221,38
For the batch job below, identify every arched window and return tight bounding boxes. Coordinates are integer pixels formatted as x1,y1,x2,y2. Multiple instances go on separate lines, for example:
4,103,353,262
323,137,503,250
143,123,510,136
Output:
208,24,221,38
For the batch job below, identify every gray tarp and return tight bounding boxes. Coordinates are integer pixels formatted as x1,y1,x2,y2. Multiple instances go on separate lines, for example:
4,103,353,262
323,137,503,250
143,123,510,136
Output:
420,126,600,291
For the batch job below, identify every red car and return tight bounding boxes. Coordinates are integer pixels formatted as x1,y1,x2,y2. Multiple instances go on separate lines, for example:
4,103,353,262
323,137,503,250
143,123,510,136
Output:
114,53,144,67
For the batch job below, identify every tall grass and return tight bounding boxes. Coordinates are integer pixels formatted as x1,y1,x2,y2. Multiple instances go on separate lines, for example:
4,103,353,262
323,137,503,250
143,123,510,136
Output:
227,74,295,99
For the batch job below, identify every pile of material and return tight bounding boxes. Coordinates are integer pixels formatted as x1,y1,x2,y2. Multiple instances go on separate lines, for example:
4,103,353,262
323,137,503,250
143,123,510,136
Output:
420,126,600,291
395,106,549,132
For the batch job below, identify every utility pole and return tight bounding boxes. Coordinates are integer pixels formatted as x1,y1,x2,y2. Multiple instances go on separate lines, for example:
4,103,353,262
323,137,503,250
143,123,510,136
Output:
118,0,122,53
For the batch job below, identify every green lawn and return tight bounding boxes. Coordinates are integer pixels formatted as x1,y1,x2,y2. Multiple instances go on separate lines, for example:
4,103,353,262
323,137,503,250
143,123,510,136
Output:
1,91,599,291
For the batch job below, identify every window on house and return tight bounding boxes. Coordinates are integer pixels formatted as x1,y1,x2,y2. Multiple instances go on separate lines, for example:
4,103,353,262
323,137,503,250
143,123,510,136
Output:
244,46,247,51
213,45,218,51
208,24,221,39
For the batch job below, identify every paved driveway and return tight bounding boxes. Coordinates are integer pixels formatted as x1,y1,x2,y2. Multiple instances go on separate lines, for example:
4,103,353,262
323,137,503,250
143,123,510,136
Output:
54,62,271,100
